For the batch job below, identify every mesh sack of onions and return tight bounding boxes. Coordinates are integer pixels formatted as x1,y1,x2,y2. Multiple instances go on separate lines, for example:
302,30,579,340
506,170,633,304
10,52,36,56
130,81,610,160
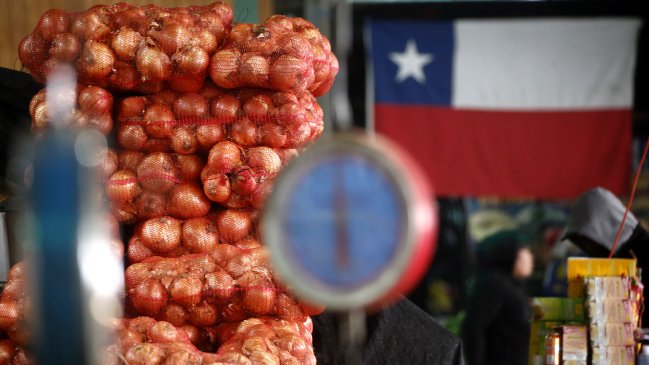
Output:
29,84,113,135
213,317,316,365
125,209,260,263
19,2,232,93
201,141,298,209
105,151,212,224
209,15,338,96
116,82,324,154
125,251,322,326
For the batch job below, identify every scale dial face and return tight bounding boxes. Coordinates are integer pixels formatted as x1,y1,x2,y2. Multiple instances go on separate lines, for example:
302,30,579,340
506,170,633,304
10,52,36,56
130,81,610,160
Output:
263,135,435,310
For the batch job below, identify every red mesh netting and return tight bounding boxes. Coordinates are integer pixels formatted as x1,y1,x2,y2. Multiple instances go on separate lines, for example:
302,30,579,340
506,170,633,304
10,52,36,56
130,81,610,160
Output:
210,15,338,96
18,2,233,93
29,84,113,135
116,82,324,153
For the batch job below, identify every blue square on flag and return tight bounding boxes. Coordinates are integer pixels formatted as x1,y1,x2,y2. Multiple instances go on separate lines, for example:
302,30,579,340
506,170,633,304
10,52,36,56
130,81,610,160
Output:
368,19,454,106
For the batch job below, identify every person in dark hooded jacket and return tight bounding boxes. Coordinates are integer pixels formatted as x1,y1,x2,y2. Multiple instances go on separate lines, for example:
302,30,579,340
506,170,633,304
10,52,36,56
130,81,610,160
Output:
461,229,533,365
563,186,649,326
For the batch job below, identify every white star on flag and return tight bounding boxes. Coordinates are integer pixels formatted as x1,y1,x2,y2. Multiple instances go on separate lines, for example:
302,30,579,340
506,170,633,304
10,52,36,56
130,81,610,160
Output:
389,39,434,84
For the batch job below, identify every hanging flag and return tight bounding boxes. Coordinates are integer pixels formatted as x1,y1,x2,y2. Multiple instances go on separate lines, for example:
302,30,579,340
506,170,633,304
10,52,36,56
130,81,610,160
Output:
366,18,641,199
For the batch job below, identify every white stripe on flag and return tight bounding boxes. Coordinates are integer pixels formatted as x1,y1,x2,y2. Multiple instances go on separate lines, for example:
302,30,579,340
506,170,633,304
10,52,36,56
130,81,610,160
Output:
453,18,641,110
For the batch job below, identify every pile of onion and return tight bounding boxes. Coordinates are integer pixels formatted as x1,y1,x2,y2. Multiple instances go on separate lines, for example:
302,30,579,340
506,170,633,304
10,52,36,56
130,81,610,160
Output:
117,82,324,154
29,84,113,135
201,141,298,209
18,2,232,93
210,15,338,96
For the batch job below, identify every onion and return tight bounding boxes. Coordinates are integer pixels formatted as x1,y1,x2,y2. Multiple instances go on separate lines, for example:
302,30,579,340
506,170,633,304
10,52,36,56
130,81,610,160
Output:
106,169,139,203
219,298,247,323
116,329,144,351
203,269,235,302
118,96,147,121
19,34,47,79
270,55,310,92
37,9,70,41
149,22,189,54
172,46,210,76
239,53,269,86
247,147,281,176
134,191,168,219
140,216,182,253
136,152,178,193
78,85,113,115
112,27,143,61
195,28,218,54
209,49,241,89
173,93,208,119
230,117,258,147
232,168,257,195
130,278,168,316
99,149,119,179
286,121,312,148
174,154,204,181
127,239,153,263
168,276,202,307
207,141,242,170
277,33,312,59
217,210,252,242
88,114,113,135
118,150,144,172
0,302,19,329
203,173,231,203
189,302,219,327
147,321,185,343
144,103,175,138
197,123,225,150
243,285,276,315
136,46,171,82
167,184,211,218
49,32,80,62
78,40,115,81
124,343,165,365
118,125,148,151
259,123,287,148
181,324,203,347
275,294,304,321
182,217,219,253
210,94,240,124
225,252,252,278
71,13,110,41
243,95,273,122
251,179,273,209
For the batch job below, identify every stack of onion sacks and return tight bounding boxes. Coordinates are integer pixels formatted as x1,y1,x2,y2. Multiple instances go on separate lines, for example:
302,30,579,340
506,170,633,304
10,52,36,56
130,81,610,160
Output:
19,2,337,363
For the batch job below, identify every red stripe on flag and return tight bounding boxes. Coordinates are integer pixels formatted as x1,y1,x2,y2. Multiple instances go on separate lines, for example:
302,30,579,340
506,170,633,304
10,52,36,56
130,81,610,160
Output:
375,104,632,199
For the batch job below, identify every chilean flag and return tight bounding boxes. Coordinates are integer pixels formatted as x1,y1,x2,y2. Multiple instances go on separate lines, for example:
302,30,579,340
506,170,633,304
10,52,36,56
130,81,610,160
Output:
366,18,641,199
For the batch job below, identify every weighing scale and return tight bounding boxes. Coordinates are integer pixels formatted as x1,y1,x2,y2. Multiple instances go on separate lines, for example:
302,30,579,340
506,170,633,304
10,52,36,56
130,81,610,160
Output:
263,133,437,310
263,133,438,364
